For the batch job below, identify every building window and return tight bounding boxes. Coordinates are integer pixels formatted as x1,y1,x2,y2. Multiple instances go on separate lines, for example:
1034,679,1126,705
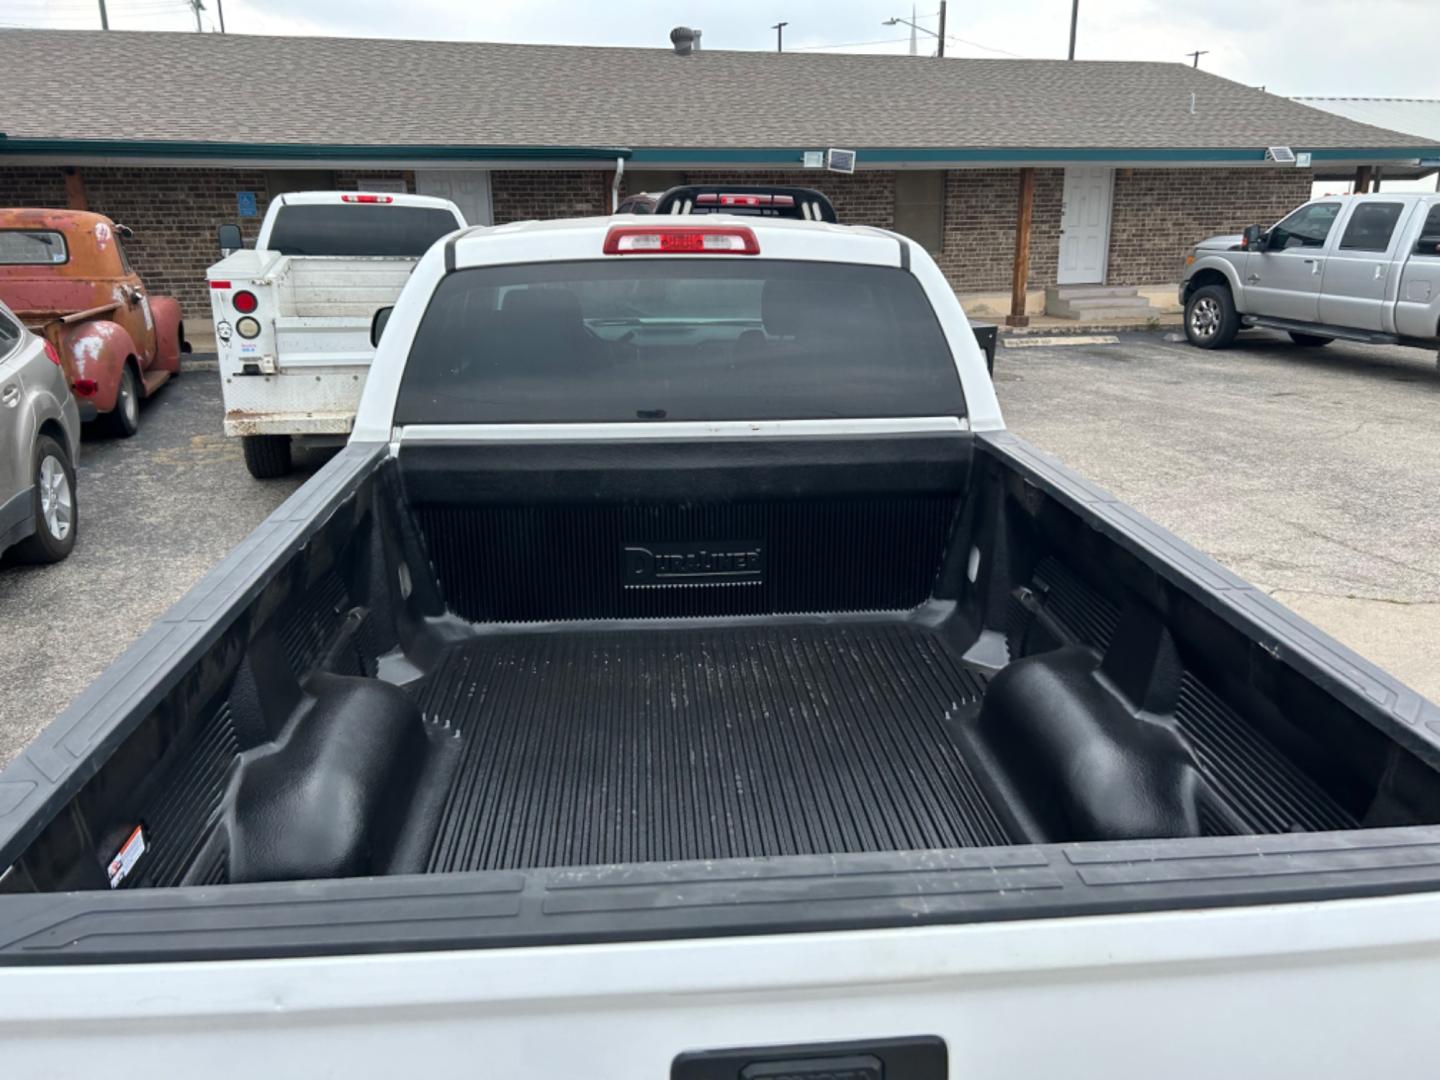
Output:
627,171,686,196
266,170,338,198
894,171,945,254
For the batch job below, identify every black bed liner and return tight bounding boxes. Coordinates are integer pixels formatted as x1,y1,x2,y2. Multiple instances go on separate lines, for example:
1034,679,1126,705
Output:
416,621,1011,873
6,434,1440,965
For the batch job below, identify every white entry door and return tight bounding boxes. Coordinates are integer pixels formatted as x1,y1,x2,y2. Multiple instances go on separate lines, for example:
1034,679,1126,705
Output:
1057,167,1114,284
416,170,493,226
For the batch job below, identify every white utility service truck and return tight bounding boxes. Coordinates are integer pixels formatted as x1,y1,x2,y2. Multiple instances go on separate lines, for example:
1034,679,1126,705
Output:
207,191,465,477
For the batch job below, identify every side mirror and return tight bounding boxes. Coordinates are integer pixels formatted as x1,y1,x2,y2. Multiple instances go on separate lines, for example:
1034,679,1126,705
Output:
217,223,243,256
1415,235,1440,256
1242,224,1267,251
370,306,394,348
113,223,135,240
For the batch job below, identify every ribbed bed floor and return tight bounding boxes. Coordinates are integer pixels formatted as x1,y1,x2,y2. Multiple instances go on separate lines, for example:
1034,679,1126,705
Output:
412,621,1011,872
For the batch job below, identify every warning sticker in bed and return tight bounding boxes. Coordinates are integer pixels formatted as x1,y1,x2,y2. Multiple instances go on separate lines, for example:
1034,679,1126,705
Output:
107,825,146,889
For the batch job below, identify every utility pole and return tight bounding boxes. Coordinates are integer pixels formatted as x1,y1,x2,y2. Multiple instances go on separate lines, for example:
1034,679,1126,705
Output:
188,0,205,32
936,0,946,57
1186,49,1208,68
97,0,108,29
1067,0,1078,59
771,21,786,52
216,0,225,32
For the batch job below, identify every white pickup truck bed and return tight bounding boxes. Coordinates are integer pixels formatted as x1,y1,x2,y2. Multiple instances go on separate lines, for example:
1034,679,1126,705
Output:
208,191,464,474
215,254,416,432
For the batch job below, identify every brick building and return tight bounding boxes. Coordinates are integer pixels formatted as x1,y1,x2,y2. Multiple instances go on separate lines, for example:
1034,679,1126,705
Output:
1,29,1434,329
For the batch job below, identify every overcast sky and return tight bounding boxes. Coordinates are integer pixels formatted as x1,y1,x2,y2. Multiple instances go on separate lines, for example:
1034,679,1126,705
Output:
4,0,1437,98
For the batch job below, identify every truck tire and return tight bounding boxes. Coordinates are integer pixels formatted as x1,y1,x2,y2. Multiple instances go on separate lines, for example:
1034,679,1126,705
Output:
1184,284,1240,349
1288,332,1333,348
242,435,293,479
103,364,140,438
11,435,77,564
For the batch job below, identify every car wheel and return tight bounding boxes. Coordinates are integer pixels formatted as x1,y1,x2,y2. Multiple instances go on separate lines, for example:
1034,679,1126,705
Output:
104,365,140,438
242,434,293,479
1184,284,1240,349
1288,332,1334,348
11,435,77,564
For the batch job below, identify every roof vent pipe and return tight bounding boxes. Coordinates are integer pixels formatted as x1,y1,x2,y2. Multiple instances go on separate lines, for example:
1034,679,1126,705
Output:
671,26,701,54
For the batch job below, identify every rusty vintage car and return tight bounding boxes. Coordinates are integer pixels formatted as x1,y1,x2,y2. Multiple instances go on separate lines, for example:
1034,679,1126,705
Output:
0,209,186,436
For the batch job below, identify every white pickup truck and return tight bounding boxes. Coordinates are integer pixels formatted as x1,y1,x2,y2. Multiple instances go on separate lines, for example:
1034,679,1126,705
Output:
208,191,465,477
3,213,1440,1076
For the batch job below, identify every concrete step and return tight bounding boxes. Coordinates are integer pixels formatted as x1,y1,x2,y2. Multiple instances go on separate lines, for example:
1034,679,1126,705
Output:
1046,297,1156,320
1051,305,1160,322
1059,296,1153,311
1045,284,1140,301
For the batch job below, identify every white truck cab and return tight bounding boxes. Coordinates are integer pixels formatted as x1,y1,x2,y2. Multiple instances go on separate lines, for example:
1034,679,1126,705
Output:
208,191,465,477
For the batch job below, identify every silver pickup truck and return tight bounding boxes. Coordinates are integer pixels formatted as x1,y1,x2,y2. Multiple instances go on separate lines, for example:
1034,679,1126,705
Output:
1181,192,1440,353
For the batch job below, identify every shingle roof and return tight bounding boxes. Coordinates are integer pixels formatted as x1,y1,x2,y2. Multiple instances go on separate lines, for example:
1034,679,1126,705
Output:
0,29,1432,158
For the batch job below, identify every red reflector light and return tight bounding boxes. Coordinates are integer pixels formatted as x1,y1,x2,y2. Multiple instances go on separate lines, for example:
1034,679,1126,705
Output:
209,280,231,290
43,341,62,367
719,193,766,207
232,289,259,314
695,193,718,205
341,194,394,204
603,226,760,256
73,378,98,396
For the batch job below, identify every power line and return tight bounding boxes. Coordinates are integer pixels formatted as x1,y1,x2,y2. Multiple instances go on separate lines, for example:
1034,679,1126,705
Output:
945,34,1022,57
789,35,912,51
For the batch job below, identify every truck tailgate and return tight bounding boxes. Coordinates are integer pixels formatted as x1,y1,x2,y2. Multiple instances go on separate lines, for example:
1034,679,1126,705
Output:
2,892,1439,1078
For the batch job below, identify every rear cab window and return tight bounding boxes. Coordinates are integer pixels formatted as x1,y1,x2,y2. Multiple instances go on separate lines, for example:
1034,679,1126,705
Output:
0,230,68,265
395,259,965,424
266,204,460,257
1339,202,1405,252
1413,204,1440,257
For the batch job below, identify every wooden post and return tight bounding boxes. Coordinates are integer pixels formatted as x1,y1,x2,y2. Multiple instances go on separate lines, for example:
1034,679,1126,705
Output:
63,167,87,210
1006,167,1035,328
1353,165,1372,194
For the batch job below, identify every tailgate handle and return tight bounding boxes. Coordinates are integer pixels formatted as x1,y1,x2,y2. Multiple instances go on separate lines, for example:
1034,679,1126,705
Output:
673,1037,946,1080
742,1055,880,1080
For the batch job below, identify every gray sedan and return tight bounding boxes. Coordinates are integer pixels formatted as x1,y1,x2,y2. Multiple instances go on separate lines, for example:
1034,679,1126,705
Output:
0,300,80,563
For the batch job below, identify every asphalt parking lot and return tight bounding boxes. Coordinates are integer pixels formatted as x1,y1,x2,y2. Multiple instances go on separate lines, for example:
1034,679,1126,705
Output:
1000,328,1440,703
0,330,1438,768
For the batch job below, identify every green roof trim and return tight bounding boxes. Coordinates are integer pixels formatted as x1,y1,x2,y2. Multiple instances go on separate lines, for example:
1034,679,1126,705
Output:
0,137,1434,167
628,145,1440,166
0,138,633,161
